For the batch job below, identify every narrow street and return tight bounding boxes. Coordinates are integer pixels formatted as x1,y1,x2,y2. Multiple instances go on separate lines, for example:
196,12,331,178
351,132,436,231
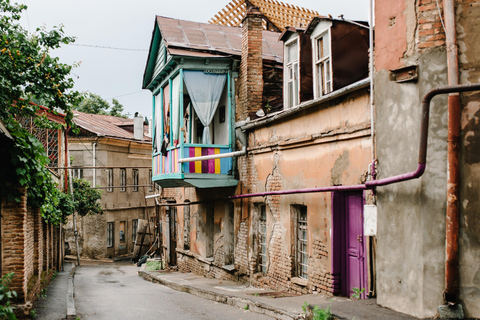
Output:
72,261,273,320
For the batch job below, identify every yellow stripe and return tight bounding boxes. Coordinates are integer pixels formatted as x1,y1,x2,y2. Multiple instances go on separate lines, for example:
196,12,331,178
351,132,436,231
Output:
195,147,202,173
214,148,220,174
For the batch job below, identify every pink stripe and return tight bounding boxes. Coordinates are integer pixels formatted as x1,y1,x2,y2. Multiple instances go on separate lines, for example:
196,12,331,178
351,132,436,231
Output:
208,148,215,174
189,148,195,173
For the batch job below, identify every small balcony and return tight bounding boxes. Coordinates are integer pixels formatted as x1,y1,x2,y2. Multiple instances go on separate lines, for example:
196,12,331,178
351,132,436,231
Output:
152,144,238,188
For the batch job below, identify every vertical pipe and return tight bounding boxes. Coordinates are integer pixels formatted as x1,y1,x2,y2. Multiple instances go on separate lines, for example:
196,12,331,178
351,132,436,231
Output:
369,0,376,163
92,141,96,187
443,0,460,304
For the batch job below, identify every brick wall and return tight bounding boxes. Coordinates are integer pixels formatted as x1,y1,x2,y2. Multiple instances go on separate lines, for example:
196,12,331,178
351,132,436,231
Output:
417,0,445,51
1,188,28,300
238,7,264,120
177,252,241,282
1,189,61,305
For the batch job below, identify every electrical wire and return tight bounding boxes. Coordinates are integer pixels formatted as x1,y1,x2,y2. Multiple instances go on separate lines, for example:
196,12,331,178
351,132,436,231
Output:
67,43,148,52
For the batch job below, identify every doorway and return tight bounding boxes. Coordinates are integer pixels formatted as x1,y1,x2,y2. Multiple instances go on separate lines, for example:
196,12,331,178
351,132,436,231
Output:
332,191,367,298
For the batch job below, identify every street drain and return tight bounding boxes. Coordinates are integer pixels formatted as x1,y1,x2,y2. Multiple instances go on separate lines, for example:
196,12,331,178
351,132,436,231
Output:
247,291,300,298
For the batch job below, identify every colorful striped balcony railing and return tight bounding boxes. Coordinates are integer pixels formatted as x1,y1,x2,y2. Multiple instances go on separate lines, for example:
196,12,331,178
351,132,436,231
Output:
152,145,238,188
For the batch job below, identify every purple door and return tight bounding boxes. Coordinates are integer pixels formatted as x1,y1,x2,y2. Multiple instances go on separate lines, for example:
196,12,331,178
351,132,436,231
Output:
331,192,367,298
344,193,366,298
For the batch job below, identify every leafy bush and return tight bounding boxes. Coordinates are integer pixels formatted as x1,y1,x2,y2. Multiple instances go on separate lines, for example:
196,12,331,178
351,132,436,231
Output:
302,301,333,320
0,273,17,320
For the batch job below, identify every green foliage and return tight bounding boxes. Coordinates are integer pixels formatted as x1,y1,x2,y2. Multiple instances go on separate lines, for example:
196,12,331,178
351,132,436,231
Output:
0,0,81,225
243,305,249,310
0,0,81,125
302,302,333,320
76,93,127,118
72,178,103,216
0,273,17,320
350,287,365,300
145,260,164,271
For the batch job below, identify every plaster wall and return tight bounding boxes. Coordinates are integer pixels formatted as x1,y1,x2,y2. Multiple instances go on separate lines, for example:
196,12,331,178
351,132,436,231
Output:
244,88,371,293
375,50,448,318
457,1,480,317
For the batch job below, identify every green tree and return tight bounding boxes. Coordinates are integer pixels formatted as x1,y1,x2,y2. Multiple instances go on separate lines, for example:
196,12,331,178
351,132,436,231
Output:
76,93,127,118
0,0,81,224
72,178,103,216
109,98,126,117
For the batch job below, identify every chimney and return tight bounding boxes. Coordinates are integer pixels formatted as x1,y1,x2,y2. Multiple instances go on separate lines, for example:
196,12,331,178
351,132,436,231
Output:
148,116,153,138
238,6,264,120
134,112,144,140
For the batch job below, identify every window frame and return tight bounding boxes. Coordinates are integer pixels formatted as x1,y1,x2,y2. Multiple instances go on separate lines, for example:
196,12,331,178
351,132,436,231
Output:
107,168,114,192
132,219,138,243
313,30,333,98
120,168,126,192
148,169,153,192
293,205,308,280
132,169,139,192
258,204,267,274
107,222,114,247
284,37,300,109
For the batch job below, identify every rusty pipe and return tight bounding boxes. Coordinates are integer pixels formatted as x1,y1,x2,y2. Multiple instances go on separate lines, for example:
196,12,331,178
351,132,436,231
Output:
230,84,480,197
443,0,460,305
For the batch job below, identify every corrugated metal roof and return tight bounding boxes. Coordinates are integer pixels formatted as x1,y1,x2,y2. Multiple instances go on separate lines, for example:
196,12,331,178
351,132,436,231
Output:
73,111,151,141
157,16,283,63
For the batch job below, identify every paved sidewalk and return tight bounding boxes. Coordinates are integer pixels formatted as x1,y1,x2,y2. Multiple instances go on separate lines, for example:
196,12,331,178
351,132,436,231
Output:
138,269,420,320
33,262,74,320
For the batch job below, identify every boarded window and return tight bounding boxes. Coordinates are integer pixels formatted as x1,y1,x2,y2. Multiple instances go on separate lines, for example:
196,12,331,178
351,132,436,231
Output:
107,222,114,247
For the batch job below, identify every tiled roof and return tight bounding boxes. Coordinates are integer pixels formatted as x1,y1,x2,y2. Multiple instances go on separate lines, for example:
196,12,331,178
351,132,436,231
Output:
73,111,151,141
157,16,283,63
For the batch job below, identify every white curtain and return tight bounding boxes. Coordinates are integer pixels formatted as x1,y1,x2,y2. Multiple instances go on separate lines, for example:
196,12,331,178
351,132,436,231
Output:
155,94,162,152
183,71,226,144
171,75,181,143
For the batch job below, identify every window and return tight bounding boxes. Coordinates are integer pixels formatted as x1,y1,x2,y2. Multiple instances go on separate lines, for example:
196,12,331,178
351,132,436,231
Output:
314,32,332,97
119,221,126,243
132,219,138,243
72,168,83,179
285,38,299,108
120,168,126,192
148,169,153,192
107,222,114,247
107,169,113,192
294,205,308,279
132,169,139,192
258,204,267,273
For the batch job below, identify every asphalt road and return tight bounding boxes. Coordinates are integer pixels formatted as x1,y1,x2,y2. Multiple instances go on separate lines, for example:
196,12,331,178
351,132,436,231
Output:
74,261,274,320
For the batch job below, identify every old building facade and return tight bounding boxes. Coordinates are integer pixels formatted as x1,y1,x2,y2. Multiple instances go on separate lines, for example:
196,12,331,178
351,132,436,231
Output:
143,3,373,300
66,112,156,259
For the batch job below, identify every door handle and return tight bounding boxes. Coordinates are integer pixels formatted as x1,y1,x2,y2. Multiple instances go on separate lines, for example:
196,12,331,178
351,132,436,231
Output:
357,235,363,243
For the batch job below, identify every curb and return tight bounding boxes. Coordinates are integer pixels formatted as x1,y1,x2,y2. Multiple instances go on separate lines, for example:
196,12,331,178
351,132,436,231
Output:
66,263,76,319
138,271,302,320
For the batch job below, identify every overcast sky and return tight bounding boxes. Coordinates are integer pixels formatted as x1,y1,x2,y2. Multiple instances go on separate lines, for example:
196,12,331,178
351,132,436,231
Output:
20,0,370,119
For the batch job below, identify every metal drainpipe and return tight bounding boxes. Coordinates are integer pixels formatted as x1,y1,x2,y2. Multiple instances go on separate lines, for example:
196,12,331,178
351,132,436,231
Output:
443,0,460,305
92,141,97,187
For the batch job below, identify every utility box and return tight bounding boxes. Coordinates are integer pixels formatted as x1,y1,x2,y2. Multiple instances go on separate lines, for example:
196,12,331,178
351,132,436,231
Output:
364,205,377,236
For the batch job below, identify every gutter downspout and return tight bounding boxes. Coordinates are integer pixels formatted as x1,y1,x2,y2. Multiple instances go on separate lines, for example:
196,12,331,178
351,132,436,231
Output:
369,0,376,164
230,84,480,200
443,0,460,306
92,140,97,187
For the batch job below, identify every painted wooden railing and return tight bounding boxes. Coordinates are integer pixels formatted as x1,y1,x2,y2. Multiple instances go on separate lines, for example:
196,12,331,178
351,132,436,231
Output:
153,145,233,176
